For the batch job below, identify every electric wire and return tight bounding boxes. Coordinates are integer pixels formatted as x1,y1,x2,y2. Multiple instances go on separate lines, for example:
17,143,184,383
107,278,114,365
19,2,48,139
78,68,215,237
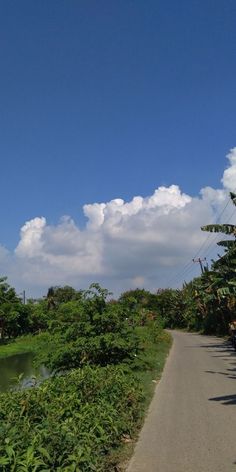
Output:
204,207,236,260
163,195,235,288
167,262,198,288
163,260,193,287
192,197,231,259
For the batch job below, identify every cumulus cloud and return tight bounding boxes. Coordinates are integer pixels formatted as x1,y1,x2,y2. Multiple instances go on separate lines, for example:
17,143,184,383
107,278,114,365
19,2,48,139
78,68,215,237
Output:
222,147,236,192
16,217,46,258
1,148,235,296
84,185,191,233
16,216,104,276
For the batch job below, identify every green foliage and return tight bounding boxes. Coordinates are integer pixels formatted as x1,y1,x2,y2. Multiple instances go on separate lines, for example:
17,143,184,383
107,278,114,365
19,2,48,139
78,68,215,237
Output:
0,278,32,340
119,288,156,310
26,300,50,333
46,285,83,310
159,193,236,335
0,366,143,471
201,223,236,235
0,334,45,360
0,277,171,471
37,287,139,371
198,194,236,333
155,288,185,329
118,288,160,327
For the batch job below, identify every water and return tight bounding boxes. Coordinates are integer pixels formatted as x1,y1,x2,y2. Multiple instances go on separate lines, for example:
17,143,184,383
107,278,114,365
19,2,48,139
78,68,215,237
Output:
0,352,50,393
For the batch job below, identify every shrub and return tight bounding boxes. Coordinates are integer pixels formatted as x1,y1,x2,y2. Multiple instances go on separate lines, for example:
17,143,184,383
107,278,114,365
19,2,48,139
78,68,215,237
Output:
0,366,143,471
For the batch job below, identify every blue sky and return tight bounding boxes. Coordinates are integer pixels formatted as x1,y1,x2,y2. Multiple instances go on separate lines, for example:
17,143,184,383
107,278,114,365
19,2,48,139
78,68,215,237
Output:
0,1,236,296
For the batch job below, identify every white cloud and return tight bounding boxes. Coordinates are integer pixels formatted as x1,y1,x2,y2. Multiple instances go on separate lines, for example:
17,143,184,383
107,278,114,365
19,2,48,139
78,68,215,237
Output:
15,216,103,276
0,245,9,260
84,185,191,233
222,147,236,192
16,217,46,258
2,148,235,296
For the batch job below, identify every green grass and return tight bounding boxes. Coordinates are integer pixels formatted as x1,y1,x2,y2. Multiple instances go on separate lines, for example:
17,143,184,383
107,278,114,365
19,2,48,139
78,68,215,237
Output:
0,334,40,359
109,325,172,470
135,327,172,410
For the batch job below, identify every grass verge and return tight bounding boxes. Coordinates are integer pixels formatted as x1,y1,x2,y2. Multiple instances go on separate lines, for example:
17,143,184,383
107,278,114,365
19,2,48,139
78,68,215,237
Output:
0,335,39,359
107,325,172,470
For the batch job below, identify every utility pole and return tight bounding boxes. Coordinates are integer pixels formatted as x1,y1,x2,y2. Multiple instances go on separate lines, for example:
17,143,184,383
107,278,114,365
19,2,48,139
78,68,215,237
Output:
192,257,207,274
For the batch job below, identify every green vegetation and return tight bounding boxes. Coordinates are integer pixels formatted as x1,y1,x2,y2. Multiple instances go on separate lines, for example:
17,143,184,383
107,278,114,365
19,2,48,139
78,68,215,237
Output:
0,366,142,471
134,326,171,409
0,281,171,471
0,335,39,359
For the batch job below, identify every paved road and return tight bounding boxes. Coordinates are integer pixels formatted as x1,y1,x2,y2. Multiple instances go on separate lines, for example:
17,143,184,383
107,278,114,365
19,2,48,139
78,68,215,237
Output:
127,330,236,472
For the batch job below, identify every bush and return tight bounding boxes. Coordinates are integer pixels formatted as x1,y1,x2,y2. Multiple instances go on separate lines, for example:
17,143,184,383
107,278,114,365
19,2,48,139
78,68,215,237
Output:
37,294,139,372
0,366,143,471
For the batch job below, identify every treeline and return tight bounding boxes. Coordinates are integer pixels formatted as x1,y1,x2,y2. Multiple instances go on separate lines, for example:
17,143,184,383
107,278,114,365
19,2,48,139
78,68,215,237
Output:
0,279,163,347
0,280,85,340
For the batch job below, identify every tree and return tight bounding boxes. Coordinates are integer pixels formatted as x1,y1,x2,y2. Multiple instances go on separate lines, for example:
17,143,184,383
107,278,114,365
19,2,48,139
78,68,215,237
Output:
155,288,185,328
198,191,236,333
201,192,236,298
38,284,139,372
48,285,82,305
0,277,30,339
46,287,56,310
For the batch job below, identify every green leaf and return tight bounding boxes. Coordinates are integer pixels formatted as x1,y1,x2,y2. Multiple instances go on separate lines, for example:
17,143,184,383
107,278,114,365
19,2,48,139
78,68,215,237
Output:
0,456,10,465
37,447,52,462
201,224,236,235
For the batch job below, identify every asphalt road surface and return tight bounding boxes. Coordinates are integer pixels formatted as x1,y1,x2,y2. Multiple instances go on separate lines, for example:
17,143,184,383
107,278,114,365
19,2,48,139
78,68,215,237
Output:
127,330,236,472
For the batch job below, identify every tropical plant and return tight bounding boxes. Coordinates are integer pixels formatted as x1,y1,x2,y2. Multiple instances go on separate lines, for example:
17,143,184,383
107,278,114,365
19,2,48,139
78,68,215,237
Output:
36,284,139,372
0,366,143,471
0,278,31,339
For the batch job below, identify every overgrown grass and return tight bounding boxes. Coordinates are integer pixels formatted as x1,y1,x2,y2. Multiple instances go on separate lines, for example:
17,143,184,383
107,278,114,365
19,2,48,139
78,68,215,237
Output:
0,366,143,471
134,325,172,410
0,335,38,359
111,325,172,470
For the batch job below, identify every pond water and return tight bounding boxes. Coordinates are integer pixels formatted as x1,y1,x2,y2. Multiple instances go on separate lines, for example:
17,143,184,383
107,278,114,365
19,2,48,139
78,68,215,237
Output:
0,352,50,392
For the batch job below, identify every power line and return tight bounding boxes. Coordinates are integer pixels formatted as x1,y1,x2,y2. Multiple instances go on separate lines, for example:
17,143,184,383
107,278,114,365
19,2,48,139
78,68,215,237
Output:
192,257,206,274
192,197,231,259
170,263,197,287
202,207,236,260
163,196,235,288
164,258,200,288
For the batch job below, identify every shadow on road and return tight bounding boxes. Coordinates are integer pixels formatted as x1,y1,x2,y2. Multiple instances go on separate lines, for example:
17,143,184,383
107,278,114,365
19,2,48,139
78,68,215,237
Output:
186,335,236,407
199,341,232,350
205,369,236,380
209,394,236,405
198,340,236,361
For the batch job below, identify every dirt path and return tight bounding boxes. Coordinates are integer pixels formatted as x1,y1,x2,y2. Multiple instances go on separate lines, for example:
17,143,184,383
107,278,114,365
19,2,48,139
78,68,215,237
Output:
127,330,236,472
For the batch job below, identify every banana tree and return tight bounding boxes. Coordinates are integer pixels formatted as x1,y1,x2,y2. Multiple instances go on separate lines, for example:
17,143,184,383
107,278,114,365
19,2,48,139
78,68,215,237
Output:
200,192,236,332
